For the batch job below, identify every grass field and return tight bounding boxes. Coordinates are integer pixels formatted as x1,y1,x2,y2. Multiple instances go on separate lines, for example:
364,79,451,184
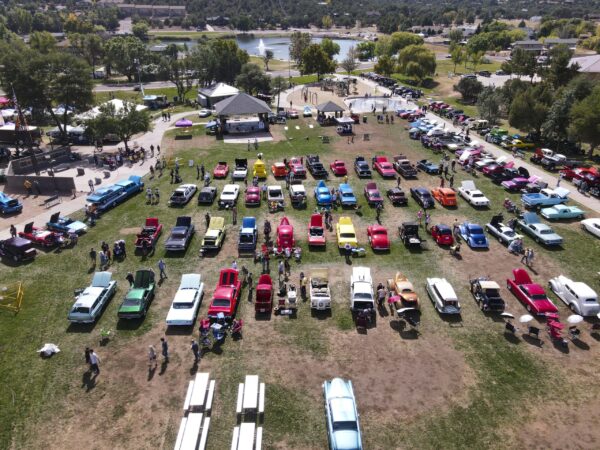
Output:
1,116,599,449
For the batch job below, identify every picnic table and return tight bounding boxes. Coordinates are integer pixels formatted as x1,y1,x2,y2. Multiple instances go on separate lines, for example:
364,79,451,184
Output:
236,375,265,418
231,422,263,450
176,372,215,450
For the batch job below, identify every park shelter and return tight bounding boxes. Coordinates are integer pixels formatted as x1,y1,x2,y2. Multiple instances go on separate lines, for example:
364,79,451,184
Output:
213,93,271,135
316,100,346,126
197,83,239,107
76,99,148,120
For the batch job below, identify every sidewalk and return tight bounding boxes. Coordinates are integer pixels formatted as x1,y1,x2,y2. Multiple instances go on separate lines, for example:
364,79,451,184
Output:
0,110,196,240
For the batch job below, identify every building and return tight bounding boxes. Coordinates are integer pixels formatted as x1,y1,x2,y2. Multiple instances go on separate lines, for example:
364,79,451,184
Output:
544,38,578,51
197,83,239,108
512,40,544,53
569,54,600,74
116,4,186,18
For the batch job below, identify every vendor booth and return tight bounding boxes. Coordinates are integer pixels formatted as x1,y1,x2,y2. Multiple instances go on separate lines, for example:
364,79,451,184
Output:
335,116,354,135
213,93,271,136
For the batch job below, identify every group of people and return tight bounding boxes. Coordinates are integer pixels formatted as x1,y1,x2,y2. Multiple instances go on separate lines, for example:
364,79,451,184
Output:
89,240,126,270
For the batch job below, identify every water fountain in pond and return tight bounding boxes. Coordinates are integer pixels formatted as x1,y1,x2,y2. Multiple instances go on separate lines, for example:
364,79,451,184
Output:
257,39,268,56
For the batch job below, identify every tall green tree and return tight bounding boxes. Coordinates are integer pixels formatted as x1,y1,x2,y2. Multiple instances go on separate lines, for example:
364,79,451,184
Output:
397,45,436,85
374,55,395,77
289,32,311,65
160,54,195,102
85,101,152,151
320,38,340,60
450,45,466,74
508,86,551,135
271,75,287,110
508,48,538,82
235,63,271,95
356,42,375,61
300,44,336,81
454,77,483,103
544,44,578,88
103,36,147,81
29,31,56,54
389,31,424,53
209,39,249,84
340,46,359,75
568,85,600,158
477,87,503,124
448,29,464,45
263,49,274,71
132,22,149,41
69,33,105,76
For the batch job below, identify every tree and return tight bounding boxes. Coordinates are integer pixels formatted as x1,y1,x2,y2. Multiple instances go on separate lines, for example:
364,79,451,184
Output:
161,54,195,102
289,32,311,65
568,86,600,158
341,46,359,74
300,44,336,81
29,31,56,54
477,87,503,124
469,50,485,72
508,87,551,135
271,75,287,110
454,77,483,103
188,39,249,85
448,29,464,45
397,45,436,85
356,42,375,61
389,32,424,53
450,45,466,74
544,44,578,88
322,15,333,30
0,49,93,140
6,8,32,34
509,48,538,82
263,49,274,71
70,33,105,76
132,21,149,41
103,36,147,81
235,63,271,95
374,55,395,77
85,101,152,151
320,38,340,60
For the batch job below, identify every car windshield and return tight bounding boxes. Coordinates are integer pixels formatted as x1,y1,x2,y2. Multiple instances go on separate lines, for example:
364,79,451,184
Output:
172,192,184,197
422,193,432,199
171,232,186,239
470,226,483,234
342,192,354,198
223,189,235,196
540,229,553,235
341,232,355,238
353,292,372,299
240,234,254,243
531,294,548,301
504,230,516,237
485,289,501,297
270,189,282,196
439,229,451,235
373,230,386,235
123,297,140,306
472,193,484,198
71,306,90,314
212,298,230,307
173,301,194,309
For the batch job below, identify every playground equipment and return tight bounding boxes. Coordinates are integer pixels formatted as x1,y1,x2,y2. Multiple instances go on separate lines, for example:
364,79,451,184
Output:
0,282,24,313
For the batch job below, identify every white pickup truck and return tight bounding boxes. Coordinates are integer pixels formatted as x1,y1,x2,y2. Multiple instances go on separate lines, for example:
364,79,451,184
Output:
310,268,331,310
350,267,375,314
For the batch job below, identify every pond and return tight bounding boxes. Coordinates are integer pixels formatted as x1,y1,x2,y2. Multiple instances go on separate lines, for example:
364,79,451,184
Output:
159,35,362,62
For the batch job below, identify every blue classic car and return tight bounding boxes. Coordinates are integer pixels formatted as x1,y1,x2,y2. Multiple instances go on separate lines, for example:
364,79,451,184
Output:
323,378,363,450
410,187,434,209
338,184,357,207
115,175,144,198
540,204,584,220
0,191,23,214
315,180,332,206
46,211,88,234
459,222,489,249
416,159,440,174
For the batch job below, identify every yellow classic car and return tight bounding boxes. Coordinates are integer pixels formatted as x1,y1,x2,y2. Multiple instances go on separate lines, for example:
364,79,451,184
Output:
336,216,358,249
387,272,420,310
253,159,267,179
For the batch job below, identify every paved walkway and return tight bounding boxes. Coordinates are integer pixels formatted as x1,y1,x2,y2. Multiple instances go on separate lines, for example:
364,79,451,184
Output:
346,77,600,214
0,111,195,240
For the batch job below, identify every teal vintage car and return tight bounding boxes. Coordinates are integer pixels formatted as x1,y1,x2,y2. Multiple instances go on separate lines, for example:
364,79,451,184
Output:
540,204,585,220
117,269,156,319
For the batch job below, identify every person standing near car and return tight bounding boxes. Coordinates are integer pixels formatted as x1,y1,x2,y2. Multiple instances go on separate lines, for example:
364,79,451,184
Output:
89,349,100,375
148,345,157,370
160,337,169,362
191,340,200,363
9,224,16,238
126,272,134,287
89,248,97,268
158,259,167,280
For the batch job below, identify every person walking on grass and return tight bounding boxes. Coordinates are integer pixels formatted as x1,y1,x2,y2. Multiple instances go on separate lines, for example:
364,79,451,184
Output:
205,212,211,229
89,349,100,375
397,175,401,188
417,209,423,227
160,337,169,362
148,345,157,369
521,248,530,265
126,272,134,287
425,212,431,230
278,260,285,281
89,248,97,268
377,283,386,308
85,347,91,371
158,259,167,280
191,340,200,363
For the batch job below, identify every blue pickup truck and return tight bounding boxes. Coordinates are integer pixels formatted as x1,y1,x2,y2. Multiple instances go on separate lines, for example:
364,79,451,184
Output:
0,192,23,214
521,187,569,209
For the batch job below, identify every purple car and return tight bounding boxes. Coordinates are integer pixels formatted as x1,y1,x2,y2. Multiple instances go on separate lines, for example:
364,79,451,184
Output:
501,177,529,191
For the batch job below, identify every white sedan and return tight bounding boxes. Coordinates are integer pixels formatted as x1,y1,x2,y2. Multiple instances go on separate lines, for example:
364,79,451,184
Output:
166,274,204,326
458,180,490,207
581,218,600,239
549,275,599,317
426,277,461,314
218,184,240,208
168,184,197,206
198,109,212,118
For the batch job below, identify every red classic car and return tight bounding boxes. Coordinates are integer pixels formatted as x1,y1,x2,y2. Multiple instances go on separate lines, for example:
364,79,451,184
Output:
372,156,396,178
559,166,597,182
271,162,289,178
367,224,390,250
483,161,513,177
288,157,306,178
245,186,261,206
330,160,348,176
429,224,454,246
18,222,62,247
134,217,163,249
364,182,383,206
213,161,229,178
308,213,326,246
255,274,273,314
207,268,241,319
506,268,558,315
277,217,295,250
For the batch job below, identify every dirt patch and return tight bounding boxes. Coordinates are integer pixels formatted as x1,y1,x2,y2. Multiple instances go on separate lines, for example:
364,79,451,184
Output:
119,227,140,235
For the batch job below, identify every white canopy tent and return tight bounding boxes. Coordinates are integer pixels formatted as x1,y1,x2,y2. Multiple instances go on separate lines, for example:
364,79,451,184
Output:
76,99,148,120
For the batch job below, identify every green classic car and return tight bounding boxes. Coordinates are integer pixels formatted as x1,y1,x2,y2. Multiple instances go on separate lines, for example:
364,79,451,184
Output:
117,269,156,319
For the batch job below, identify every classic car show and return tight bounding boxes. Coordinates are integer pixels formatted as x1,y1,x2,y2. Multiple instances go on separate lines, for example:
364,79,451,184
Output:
1,52,600,450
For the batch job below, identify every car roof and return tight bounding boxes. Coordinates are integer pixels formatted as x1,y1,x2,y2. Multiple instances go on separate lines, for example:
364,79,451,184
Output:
180,273,201,289
92,271,113,287
428,278,457,299
461,180,476,190
479,280,500,290
352,266,371,281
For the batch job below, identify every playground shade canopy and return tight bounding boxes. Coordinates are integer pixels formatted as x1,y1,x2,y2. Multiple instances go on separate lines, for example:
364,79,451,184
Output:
316,101,346,113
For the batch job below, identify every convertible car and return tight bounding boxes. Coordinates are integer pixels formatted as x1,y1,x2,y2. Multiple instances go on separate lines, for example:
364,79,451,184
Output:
485,215,522,246
68,272,117,323
117,269,156,319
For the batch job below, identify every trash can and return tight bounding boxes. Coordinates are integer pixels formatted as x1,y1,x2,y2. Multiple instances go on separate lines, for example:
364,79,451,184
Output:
362,116,367,124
